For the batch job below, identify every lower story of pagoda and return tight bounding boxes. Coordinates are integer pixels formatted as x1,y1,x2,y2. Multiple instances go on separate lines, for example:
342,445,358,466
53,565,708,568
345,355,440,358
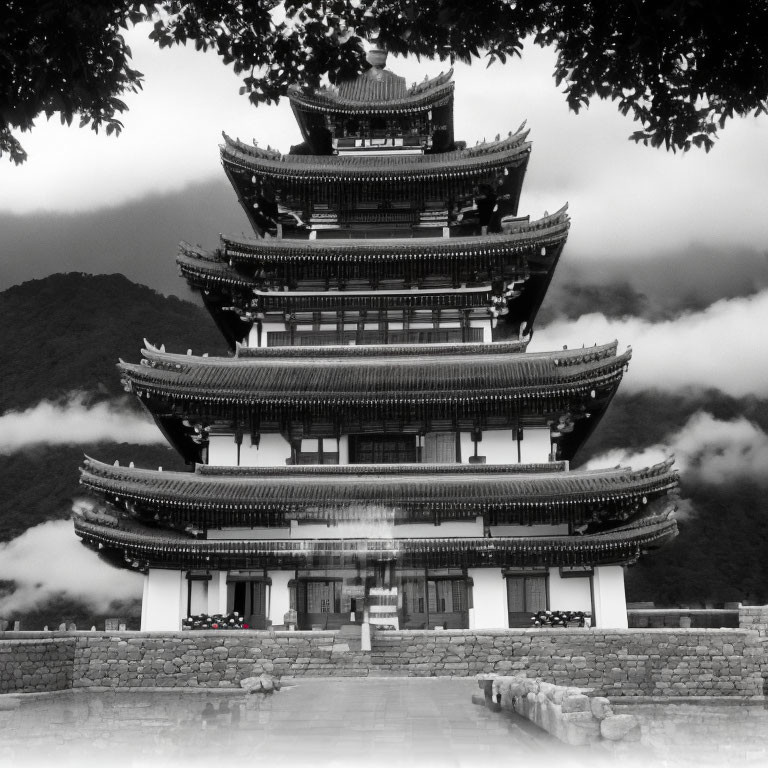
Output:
75,516,675,632
139,563,627,633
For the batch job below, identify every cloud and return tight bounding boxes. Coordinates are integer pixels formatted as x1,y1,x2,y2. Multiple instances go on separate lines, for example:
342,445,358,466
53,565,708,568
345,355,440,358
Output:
0,518,142,615
0,394,165,454
541,245,768,325
586,412,768,485
531,289,768,397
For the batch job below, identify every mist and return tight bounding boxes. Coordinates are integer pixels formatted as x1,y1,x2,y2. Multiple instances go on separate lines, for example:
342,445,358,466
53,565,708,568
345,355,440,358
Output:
0,519,143,616
532,289,768,397
0,394,166,454
586,411,768,485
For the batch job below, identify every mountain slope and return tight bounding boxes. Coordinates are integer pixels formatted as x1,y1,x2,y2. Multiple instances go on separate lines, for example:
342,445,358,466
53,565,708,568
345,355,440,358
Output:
1,272,227,413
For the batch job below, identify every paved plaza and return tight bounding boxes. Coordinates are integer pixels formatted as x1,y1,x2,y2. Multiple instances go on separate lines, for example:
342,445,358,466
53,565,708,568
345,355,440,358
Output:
2,678,767,768
0,678,597,768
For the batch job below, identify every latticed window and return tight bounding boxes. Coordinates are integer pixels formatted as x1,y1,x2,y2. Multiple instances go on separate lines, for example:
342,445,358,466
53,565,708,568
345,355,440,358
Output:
350,434,417,464
427,579,466,613
304,580,341,613
423,432,456,463
506,574,548,627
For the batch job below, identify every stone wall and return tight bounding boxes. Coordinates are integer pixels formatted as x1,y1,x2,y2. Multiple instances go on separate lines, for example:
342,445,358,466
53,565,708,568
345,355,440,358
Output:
0,635,75,693
73,631,368,687
370,629,764,696
1,628,764,697
739,606,768,695
740,606,768,635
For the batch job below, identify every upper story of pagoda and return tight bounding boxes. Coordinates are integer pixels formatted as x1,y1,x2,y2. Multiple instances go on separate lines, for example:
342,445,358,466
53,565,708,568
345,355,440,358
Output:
222,129,530,238
179,206,568,349
221,50,531,239
288,49,456,155
120,339,629,466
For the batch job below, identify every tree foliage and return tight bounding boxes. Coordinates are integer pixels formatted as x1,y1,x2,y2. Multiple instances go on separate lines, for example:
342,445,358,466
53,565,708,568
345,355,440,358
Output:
2,1,768,159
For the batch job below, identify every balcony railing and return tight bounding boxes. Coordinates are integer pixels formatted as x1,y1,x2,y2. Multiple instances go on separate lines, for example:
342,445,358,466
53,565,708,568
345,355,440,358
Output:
266,327,484,347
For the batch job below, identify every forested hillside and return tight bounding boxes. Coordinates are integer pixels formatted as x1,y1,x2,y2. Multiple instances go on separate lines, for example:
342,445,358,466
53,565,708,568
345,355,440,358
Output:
1,272,228,413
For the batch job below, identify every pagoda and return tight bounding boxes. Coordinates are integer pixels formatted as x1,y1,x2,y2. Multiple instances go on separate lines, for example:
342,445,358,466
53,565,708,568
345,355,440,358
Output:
76,50,678,632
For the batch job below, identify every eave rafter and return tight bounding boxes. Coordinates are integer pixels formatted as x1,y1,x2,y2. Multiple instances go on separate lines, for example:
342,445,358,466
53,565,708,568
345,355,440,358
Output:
221,127,531,182
79,456,678,530
74,513,679,572
119,340,630,408
193,205,570,267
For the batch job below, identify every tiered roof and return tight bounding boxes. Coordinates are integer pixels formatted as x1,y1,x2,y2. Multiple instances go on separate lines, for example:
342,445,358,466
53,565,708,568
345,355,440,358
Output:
75,57,680,580
80,457,677,529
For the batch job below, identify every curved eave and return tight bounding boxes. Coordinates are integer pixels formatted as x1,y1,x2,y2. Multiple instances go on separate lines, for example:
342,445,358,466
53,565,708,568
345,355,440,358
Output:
118,343,631,406
80,457,677,527
220,131,531,181
212,207,569,266
74,515,679,571
288,74,454,115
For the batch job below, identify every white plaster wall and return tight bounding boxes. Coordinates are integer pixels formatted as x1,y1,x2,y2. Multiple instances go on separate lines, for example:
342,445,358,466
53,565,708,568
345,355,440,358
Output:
239,433,292,467
188,579,209,615
338,435,349,464
291,519,484,539
141,569,184,631
520,427,552,463
548,568,593,613
482,430,516,464
459,431,474,464
207,527,291,540
490,524,569,536
468,568,508,629
207,571,229,616
208,434,239,467
268,570,293,626
592,565,628,628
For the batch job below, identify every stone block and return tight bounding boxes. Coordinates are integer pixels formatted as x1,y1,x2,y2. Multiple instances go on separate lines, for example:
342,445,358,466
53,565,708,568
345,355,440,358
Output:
559,712,601,745
600,714,641,741
590,697,612,720
561,694,590,713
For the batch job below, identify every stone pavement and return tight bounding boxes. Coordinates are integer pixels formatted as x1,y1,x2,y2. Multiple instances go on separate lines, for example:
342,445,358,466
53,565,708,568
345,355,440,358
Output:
1,678,602,768
248,677,572,766
5,678,766,768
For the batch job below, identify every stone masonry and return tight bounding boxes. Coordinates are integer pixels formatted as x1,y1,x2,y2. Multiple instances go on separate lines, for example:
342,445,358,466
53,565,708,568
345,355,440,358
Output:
1,627,764,697
0,636,76,693
739,605,768,695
